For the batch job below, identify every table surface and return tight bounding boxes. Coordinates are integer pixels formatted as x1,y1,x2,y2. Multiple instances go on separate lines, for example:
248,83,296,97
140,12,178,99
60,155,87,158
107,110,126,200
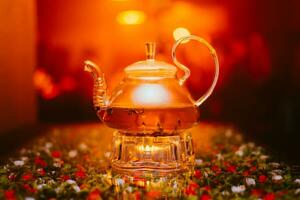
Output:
0,123,299,200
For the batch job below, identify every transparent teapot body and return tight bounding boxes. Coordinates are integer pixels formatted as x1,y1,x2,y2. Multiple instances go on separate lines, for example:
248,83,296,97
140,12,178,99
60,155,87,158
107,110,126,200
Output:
98,76,199,135
84,35,219,175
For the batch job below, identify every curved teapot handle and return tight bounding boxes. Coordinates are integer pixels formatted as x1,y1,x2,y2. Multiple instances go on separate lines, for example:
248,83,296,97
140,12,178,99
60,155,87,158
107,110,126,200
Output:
172,35,219,107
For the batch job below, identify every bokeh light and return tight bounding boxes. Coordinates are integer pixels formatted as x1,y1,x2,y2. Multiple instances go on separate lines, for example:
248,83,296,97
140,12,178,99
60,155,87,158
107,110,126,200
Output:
116,10,146,25
173,27,191,43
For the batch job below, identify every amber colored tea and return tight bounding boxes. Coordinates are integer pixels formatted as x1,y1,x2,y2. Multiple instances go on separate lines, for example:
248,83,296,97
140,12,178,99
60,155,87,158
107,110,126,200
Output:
98,106,200,135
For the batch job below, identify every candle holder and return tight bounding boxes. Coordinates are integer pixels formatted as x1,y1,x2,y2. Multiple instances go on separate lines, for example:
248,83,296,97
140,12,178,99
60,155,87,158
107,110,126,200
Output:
111,130,194,175
84,35,219,175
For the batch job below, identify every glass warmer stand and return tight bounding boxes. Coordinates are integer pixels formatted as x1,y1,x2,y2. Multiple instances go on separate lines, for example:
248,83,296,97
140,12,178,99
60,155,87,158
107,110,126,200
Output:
111,131,195,176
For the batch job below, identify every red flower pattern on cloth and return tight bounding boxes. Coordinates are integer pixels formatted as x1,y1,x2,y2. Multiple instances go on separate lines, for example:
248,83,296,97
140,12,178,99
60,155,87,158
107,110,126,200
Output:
242,170,250,177
211,165,221,174
23,184,36,193
146,190,161,199
259,175,268,183
200,193,212,200
185,182,199,195
264,192,276,200
8,174,16,180
251,188,264,197
4,190,16,200
22,173,33,181
194,170,202,179
75,170,86,179
51,150,62,158
61,175,71,181
37,168,46,176
203,186,211,191
34,156,47,167
80,183,88,189
87,189,101,200
226,165,237,173
75,164,86,179
250,166,257,172
135,191,142,200
0,130,298,199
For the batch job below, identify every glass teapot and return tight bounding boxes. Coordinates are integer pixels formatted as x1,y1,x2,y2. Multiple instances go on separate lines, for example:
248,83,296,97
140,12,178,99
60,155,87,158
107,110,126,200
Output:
84,35,219,135
85,35,219,175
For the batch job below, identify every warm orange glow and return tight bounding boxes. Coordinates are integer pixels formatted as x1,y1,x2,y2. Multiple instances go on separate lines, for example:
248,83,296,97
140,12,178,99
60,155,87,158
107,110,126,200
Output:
173,27,191,43
132,84,170,106
116,10,146,25
34,69,76,99
33,69,59,99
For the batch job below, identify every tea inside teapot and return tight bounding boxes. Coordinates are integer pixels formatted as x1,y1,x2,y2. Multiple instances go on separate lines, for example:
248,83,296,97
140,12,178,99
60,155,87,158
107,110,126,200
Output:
99,106,199,135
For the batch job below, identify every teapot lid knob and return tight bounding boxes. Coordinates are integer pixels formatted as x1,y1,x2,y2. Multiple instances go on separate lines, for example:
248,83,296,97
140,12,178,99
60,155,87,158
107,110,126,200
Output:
145,42,156,60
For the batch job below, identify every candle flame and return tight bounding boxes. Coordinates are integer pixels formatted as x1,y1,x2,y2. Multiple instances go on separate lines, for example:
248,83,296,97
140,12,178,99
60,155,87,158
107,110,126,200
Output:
138,145,161,152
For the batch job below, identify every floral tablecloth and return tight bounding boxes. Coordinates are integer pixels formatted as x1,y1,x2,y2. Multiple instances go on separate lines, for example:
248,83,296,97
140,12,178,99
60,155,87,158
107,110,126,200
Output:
0,123,299,200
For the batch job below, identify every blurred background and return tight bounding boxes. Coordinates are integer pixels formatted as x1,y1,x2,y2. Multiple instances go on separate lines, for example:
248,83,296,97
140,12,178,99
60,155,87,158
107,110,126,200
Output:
0,0,299,163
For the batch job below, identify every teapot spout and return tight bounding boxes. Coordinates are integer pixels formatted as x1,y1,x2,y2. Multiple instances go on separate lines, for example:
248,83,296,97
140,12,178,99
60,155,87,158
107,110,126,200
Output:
84,60,109,115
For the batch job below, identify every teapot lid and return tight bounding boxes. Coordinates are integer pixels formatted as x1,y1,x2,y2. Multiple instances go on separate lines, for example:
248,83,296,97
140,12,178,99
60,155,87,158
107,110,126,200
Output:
124,42,177,77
